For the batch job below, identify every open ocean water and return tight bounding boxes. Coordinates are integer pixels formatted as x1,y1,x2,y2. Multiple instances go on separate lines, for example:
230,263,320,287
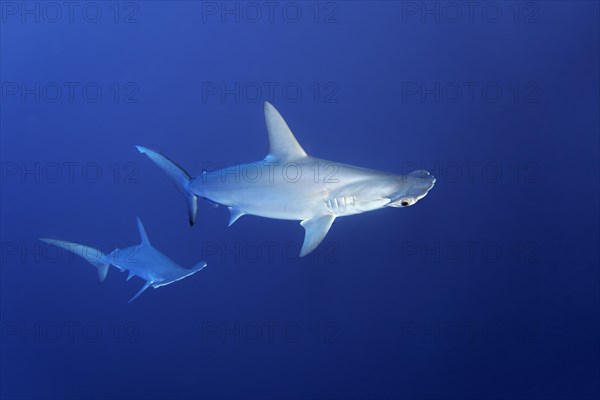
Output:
1,1,599,399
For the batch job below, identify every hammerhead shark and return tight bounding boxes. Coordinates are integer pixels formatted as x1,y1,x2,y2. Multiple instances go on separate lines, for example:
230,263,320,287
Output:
137,102,436,257
40,218,207,302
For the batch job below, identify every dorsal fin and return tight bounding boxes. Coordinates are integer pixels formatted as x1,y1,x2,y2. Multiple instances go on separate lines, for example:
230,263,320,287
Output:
136,217,151,246
264,102,307,161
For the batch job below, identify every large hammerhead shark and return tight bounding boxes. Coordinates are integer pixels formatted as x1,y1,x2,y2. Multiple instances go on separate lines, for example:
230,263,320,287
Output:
40,218,207,302
137,102,436,257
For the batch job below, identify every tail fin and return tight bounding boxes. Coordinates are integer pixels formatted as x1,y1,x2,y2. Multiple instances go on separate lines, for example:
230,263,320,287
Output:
136,145,198,226
39,238,110,282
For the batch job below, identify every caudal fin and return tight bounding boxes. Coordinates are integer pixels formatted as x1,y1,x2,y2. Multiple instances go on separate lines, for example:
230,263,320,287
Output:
39,238,110,282
136,145,198,226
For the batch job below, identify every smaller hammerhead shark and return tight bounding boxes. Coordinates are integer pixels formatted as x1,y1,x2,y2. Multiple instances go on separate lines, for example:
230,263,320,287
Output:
40,218,207,303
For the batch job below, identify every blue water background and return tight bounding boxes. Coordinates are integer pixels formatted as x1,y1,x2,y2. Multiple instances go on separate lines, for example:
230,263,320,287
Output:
1,2,599,399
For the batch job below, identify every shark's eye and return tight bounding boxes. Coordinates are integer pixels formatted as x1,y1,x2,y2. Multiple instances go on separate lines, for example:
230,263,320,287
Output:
401,200,410,206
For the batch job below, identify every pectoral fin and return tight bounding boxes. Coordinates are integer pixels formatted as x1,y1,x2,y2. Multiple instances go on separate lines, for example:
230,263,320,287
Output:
300,215,335,257
128,281,152,303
